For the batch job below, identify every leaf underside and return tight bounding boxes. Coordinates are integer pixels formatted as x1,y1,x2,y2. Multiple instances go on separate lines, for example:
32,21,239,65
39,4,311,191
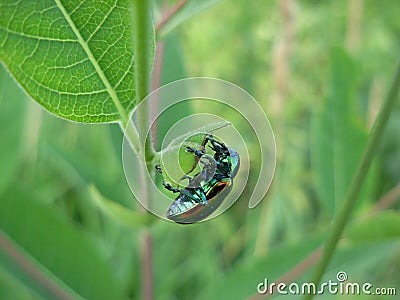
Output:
0,0,136,123
159,121,231,186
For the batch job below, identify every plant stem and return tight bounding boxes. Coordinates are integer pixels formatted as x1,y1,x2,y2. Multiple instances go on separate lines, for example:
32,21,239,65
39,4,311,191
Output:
140,230,153,300
133,1,155,300
155,0,188,34
303,57,400,300
134,0,156,162
119,121,141,156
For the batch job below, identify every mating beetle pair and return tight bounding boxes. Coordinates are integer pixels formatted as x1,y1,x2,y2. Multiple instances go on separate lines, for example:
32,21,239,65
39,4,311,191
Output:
156,133,240,224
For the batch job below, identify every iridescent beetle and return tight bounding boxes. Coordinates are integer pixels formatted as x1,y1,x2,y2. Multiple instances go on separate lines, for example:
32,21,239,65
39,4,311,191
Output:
156,134,240,224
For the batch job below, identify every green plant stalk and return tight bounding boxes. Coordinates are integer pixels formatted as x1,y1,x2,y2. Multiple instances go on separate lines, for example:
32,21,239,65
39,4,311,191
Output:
303,57,400,300
134,0,156,162
119,121,141,156
132,1,155,300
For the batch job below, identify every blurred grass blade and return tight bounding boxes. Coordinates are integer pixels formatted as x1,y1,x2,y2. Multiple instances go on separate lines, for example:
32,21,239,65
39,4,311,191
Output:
346,211,400,243
89,185,154,228
0,186,125,300
157,0,221,36
0,264,44,300
305,53,400,300
44,133,128,202
0,0,148,123
311,48,375,217
0,232,83,300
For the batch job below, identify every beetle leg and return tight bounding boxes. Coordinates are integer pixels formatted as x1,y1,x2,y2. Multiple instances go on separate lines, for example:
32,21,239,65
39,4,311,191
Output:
205,135,229,154
180,174,192,181
204,134,217,147
156,164,181,193
163,182,181,193
203,134,215,144
210,139,227,150
183,146,207,177
155,164,162,173
185,146,204,158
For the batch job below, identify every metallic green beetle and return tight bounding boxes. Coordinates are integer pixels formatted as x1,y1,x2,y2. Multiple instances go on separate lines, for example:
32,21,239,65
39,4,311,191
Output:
157,134,240,224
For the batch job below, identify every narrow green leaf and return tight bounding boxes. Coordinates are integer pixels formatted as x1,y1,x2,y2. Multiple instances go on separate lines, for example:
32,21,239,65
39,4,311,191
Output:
43,127,129,202
305,56,400,300
346,211,400,243
0,0,147,123
0,233,83,300
0,186,125,300
157,0,221,36
89,185,155,228
311,47,374,216
0,265,43,300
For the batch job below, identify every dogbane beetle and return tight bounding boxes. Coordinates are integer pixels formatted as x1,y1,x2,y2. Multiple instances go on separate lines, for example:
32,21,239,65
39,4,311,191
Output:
156,133,240,224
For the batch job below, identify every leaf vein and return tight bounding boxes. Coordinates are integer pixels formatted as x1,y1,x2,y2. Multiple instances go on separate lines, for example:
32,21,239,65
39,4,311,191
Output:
86,1,117,43
53,0,128,124
0,27,79,43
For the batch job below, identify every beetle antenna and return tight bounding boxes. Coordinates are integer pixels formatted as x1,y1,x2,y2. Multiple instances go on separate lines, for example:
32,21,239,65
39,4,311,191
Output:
208,122,232,134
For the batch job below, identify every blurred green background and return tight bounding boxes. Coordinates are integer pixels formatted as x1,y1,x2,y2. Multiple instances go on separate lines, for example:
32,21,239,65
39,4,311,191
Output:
1,0,400,299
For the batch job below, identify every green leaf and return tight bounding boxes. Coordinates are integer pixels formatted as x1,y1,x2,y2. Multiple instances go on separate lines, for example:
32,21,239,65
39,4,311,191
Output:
0,186,125,300
43,125,130,202
310,47,375,217
346,211,400,243
0,0,147,123
158,121,231,186
89,184,155,228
